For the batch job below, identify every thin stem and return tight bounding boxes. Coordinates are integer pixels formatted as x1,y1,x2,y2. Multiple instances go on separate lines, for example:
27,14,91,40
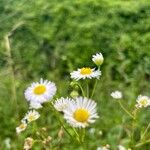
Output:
76,83,86,97
118,101,135,119
135,139,150,147
72,127,80,139
141,122,150,140
79,128,86,150
86,81,89,98
81,128,86,142
90,79,98,98
90,66,100,99
49,103,73,140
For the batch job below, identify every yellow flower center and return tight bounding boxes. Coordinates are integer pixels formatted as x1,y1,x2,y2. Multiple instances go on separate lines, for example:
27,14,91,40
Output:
140,99,148,106
34,85,46,95
74,109,89,122
19,123,26,129
80,68,92,75
28,115,35,121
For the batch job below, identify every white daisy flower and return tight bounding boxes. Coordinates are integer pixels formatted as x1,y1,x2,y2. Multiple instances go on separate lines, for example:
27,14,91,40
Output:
24,110,40,123
16,122,27,134
29,102,43,109
136,95,150,108
64,97,99,128
25,78,57,104
111,91,122,99
92,52,104,66
53,97,75,112
70,67,101,81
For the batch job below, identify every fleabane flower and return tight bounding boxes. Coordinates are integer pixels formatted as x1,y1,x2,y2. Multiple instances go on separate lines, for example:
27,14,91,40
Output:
25,78,57,104
16,122,27,134
24,110,40,123
53,97,75,112
70,67,101,81
64,97,99,128
136,95,150,108
92,53,104,66
111,91,122,99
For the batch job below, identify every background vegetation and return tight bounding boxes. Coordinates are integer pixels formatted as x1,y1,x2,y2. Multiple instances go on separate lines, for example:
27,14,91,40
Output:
0,0,150,149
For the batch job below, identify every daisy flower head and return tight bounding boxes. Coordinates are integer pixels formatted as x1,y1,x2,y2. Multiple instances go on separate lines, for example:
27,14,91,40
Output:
111,91,122,99
53,97,75,112
70,67,101,81
92,52,104,66
25,78,57,104
64,97,99,128
24,110,40,123
136,95,150,108
16,122,27,134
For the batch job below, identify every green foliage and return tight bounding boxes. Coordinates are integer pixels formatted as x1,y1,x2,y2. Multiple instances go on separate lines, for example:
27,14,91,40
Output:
0,0,150,149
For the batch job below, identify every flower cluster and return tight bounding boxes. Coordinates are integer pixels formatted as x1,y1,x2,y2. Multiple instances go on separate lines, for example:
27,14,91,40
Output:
16,110,40,134
70,52,103,81
16,51,150,149
111,91,150,109
16,78,57,134
16,52,103,138
54,97,99,128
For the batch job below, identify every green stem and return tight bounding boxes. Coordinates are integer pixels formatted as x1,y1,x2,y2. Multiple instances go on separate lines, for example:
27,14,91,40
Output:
79,128,86,150
135,139,150,148
141,122,150,140
90,80,98,98
81,128,85,142
90,66,100,99
72,127,80,140
49,102,73,140
118,101,135,119
76,83,86,97
86,81,89,98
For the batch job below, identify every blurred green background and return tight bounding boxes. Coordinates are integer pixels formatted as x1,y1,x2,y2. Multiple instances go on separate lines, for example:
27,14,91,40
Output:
0,0,150,149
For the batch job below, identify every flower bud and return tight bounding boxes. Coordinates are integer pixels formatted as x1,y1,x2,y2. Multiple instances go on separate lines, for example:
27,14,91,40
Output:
92,53,104,66
70,91,79,98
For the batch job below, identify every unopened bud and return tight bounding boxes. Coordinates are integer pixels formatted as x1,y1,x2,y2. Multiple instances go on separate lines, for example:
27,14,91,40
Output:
70,91,79,98
70,81,76,87
92,52,104,66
